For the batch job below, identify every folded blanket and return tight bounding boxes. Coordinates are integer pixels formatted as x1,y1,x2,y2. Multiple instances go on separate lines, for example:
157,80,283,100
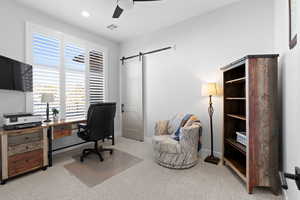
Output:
171,114,193,141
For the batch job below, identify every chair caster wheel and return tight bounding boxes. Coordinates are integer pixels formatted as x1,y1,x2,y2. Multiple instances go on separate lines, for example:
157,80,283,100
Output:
42,166,47,171
100,158,104,162
80,157,84,162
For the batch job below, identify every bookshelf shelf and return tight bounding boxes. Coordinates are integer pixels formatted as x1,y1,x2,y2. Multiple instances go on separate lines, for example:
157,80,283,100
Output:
224,158,246,181
226,114,246,121
225,97,246,100
225,77,245,84
225,138,246,155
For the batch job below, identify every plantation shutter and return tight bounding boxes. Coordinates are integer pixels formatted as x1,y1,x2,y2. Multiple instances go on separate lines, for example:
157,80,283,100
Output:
89,50,104,104
29,24,106,119
64,43,86,119
32,33,60,118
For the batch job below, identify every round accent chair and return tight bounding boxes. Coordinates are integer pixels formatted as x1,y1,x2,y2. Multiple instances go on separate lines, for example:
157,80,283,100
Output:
152,114,202,169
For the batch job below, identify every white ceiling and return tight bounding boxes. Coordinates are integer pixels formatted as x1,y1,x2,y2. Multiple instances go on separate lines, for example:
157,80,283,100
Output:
14,0,241,42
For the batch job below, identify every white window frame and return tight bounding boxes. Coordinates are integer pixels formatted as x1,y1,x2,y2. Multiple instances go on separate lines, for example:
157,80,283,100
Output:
26,22,108,119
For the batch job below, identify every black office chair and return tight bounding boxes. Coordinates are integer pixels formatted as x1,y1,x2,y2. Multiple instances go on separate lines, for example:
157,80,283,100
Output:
77,103,116,162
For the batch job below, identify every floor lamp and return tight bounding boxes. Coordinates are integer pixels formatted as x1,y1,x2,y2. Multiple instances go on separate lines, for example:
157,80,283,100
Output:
202,83,220,165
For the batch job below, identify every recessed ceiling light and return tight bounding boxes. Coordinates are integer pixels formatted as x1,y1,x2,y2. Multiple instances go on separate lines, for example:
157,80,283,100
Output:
81,11,90,18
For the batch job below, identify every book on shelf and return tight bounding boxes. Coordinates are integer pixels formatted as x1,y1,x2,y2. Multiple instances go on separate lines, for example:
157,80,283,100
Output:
236,131,246,135
236,131,247,146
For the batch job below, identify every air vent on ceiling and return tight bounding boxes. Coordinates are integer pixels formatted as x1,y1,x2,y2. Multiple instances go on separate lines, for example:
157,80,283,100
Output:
107,24,118,30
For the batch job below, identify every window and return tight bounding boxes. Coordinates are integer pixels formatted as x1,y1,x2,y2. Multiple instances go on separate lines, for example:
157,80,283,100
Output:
89,50,104,104
27,23,105,119
32,33,60,118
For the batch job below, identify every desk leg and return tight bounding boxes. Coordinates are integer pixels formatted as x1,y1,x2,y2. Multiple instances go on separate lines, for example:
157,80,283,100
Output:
112,126,115,145
47,127,53,167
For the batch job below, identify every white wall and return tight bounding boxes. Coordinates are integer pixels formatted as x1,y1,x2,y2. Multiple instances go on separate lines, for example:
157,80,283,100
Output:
121,0,275,155
274,0,300,199
0,0,121,135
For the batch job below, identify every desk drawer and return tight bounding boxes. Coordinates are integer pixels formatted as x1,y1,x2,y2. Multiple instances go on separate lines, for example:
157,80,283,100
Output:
53,125,72,139
8,131,42,146
8,141,42,156
8,149,43,177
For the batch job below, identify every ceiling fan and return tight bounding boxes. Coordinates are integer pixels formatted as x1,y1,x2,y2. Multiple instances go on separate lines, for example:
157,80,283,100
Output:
113,0,161,19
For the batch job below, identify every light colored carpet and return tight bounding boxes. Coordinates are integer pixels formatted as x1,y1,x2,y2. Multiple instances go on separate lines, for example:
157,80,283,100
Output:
64,149,143,187
0,137,281,200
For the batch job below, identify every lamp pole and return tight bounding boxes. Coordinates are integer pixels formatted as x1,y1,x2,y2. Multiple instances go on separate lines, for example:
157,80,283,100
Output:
204,95,220,165
209,95,214,157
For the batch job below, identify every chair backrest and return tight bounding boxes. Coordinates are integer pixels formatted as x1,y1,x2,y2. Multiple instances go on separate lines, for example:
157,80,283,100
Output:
86,102,116,141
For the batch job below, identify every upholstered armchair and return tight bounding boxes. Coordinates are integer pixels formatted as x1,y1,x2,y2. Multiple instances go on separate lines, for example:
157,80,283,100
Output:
152,114,202,169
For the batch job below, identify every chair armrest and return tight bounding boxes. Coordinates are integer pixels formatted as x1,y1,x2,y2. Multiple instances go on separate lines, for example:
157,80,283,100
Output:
179,124,201,153
78,123,87,131
154,120,169,136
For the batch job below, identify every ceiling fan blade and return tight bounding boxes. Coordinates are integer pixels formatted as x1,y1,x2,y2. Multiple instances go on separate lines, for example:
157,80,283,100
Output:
112,5,124,18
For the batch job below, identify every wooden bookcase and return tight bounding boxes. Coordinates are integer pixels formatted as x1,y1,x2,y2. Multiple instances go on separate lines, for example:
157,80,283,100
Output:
222,55,279,194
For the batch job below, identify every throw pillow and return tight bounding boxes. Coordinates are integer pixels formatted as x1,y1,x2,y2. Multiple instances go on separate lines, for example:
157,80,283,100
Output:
168,113,185,135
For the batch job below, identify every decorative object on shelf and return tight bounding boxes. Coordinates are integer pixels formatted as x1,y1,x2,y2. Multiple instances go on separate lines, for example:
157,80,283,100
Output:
52,108,59,121
201,82,221,165
289,0,297,49
41,93,54,122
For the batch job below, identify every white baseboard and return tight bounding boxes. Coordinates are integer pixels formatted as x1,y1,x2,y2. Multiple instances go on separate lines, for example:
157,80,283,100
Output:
200,148,222,158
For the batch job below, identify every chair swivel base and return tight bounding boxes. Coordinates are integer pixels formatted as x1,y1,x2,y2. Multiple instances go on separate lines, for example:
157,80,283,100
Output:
80,142,113,162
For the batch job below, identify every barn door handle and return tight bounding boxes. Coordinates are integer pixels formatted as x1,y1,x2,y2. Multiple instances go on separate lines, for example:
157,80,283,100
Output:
121,104,125,113
279,167,300,190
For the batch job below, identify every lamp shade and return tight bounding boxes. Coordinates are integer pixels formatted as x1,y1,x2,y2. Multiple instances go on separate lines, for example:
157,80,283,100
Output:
41,93,54,103
202,83,219,96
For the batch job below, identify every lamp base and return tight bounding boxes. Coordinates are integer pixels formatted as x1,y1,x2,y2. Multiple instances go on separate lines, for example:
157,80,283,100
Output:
204,155,220,165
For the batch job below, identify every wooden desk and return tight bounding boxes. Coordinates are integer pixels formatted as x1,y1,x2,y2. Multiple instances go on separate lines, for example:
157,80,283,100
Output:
44,119,86,167
44,118,114,167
